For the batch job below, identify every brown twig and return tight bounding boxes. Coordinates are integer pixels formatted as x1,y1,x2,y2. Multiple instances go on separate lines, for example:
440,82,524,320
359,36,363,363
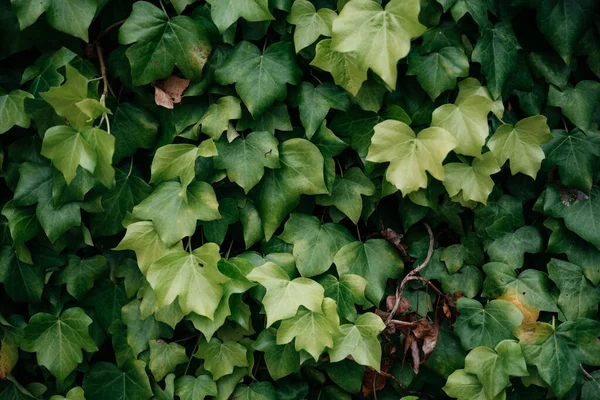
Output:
95,44,109,99
377,370,437,399
386,223,434,325
404,276,445,297
95,20,125,43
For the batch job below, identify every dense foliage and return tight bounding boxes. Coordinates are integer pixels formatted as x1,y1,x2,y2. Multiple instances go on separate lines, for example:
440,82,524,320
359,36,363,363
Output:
0,0,599,399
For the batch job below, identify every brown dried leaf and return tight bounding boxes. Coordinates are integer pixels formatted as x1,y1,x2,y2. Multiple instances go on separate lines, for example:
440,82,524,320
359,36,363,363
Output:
362,358,393,398
381,228,409,258
152,76,190,109
386,295,411,315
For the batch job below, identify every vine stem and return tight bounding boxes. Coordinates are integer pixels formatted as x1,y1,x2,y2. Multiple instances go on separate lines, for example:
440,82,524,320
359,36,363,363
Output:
158,0,170,19
386,223,434,325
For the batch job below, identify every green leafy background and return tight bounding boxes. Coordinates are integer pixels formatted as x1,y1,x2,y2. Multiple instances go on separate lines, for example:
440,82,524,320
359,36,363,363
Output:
0,0,599,399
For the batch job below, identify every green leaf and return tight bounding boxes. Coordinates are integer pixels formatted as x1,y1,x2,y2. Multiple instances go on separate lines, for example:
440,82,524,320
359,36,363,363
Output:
443,369,505,400
150,144,201,189
253,328,300,380
528,52,570,90
214,131,279,193
118,1,212,85
174,375,217,400
325,359,364,394
430,93,492,157
232,382,276,400
147,245,228,318
206,0,273,33
366,120,457,196
0,90,33,134
236,102,292,134
448,0,496,29
443,152,500,205
149,340,188,381
295,82,349,139
548,81,600,133
0,246,44,302
122,299,173,357
482,262,558,323
82,361,153,400
194,338,249,380
464,340,528,398
333,239,403,304
407,46,469,100
487,226,543,267
328,312,385,370
279,213,354,277
247,262,324,326
110,103,159,163
131,181,220,246
310,39,367,97
57,255,108,300
277,298,340,361
287,0,336,53
487,116,552,179
197,96,242,140
536,0,597,62
318,274,369,323
50,387,85,400
215,41,302,117
454,298,524,350
22,308,97,381
1,201,39,246
472,21,520,99
256,138,328,240
331,0,426,89
547,259,600,321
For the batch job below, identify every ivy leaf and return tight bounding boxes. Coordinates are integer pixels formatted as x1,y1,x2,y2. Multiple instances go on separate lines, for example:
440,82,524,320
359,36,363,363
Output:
515,319,600,398
197,96,242,140
40,65,109,131
318,274,369,323
366,121,457,196
547,81,600,133
542,129,600,193
310,39,367,97
82,361,153,400
110,103,159,163
430,94,492,157
295,82,349,139
443,152,500,205
487,116,552,178
194,338,249,380
131,181,220,246
206,0,274,33
443,369,504,400
256,138,328,240
149,340,188,381
454,77,504,119
448,0,496,29
1,201,39,247
253,328,301,380
122,299,173,357
57,255,108,300
482,262,558,323
547,259,600,320
214,131,280,193
50,387,85,400
333,239,404,304
232,382,276,400
147,244,228,318
536,0,597,62
316,167,376,224
246,262,324,326
487,226,543,267
118,1,212,85
150,144,202,189
236,102,292,134
279,213,354,277
215,41,302,117
22,308,97,381
528,52,571,90
328,312,385,370
0,90,33,134
174,375,217,400
0,246,44,302
287,0,336,53
331,0,426,90
454,298,524,350
472,21,520,99
464,340,528,398
407,47,469,100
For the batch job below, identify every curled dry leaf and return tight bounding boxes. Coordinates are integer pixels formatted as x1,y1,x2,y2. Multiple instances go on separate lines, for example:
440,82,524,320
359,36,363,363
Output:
380,228,409,258
407,319,439,373
152,76,190,109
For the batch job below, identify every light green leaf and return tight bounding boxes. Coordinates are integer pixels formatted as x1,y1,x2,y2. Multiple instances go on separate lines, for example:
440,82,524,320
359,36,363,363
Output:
57,255,108,300
0,90,34,134
150,144,201,189
197,96,242,140
310,39,367,97
247,262,324,326
548,81,600,133
41,126,96,185
22,308,98,381
118,1,212,85
454,77,504,119
295,82,349,139
287,0,336,53
443,152,500,205
174,375,217,400
131,181,220,246
487,116,552,178
82,361,153,400
318,274,369,323
547,259,600,321
331,0,426,89
407,46,469,100
328,312,385,370
194,338,249,380
454,298,524,350
50,387,85,400
149,340,188,381
215,41,302,117
487,226,543,267
214,131,279,193
443,369,506,400
206,0,274,33
366,120,457,196
441,244,466,274
333,239,403,304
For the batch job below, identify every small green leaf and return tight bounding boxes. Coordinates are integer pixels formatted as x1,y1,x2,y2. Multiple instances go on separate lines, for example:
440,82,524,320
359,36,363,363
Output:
254,328,301,380
82,361,153,400
487,226,543,267
206,0,274,33
443,152,500,205
0,90,34,134
57,255,108,300
287,0,336,53
149,340,188,381
548,81,600,133
310,39,367,97
328,312,385,370
295,82,349,138
174,375,217,400
547,259,600,320
197,96,242,140
194,338,249,380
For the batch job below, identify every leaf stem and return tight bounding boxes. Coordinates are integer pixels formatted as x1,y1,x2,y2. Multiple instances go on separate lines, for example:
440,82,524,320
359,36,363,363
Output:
158,0,170,20
126,157,134,179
